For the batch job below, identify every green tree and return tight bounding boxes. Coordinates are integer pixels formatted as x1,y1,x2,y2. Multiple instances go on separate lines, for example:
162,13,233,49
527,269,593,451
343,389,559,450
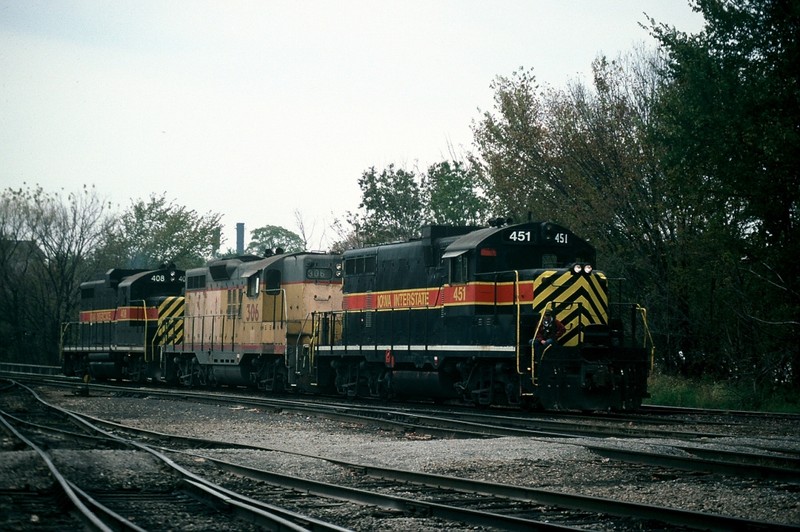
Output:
471,55,669,259
246,225,305,255
650,0,800,387
471,52,716,374
423,160,489,226
98,193,222,270
336,161,491,252
543,52,707,372
470,68,554,223
346,164,425,246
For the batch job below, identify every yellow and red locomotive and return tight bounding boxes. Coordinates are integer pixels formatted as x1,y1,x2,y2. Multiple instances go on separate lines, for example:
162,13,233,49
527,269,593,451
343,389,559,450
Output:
312,221,651,410
160,251,343,390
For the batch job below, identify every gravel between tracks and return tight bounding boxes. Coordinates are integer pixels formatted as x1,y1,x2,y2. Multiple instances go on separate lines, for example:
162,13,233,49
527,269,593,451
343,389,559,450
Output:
3,387,799,529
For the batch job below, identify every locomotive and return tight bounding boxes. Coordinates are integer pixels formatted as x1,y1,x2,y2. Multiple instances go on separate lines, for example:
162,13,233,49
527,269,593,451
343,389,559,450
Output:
160,251,343,390
61,265,185,382
61,220,652,411
312,220,651,411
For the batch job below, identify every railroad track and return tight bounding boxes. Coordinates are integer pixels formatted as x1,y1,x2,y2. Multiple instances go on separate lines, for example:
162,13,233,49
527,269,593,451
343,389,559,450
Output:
0,381,349,531
6,372,800,484
5,367,796,434
0,373,767,437
80,383,800,482
5,372,800,526
3,377,798,530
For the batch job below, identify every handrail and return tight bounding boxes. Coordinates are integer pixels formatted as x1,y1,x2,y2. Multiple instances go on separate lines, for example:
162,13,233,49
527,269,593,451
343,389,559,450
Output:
309,313,318,383
141,300,149,362
529,310,547,386
513,270,521,375
288,311,315,385
636,305,656,371
59,322,70,363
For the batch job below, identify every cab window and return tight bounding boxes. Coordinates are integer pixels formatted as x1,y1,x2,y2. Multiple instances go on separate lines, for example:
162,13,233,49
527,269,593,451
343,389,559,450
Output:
450,255,468,283
247,275,260,297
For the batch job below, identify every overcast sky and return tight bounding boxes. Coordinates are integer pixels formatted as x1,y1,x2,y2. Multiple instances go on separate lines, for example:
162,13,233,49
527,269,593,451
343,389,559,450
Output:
0,1,704,251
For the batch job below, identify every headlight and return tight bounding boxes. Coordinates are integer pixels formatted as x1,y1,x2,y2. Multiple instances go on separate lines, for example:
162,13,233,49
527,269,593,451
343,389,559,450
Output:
583,264,593,274
572,264,582,274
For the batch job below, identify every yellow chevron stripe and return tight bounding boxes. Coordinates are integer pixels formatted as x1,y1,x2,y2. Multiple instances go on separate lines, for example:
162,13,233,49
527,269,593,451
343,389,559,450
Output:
157,296,185,345
533,272,608,347
159,296,185,318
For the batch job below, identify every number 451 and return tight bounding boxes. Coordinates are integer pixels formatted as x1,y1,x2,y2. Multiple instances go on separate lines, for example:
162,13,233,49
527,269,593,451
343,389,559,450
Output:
508,231,531,242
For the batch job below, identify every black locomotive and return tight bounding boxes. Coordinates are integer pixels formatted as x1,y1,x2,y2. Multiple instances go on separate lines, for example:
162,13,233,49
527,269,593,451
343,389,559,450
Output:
61,265,185,382
312,221,651,410
61,221,651,411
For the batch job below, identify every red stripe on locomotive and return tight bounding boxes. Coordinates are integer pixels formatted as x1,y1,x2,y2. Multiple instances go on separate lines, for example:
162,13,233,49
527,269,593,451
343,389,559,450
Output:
79,306,160,323
343,281,535,311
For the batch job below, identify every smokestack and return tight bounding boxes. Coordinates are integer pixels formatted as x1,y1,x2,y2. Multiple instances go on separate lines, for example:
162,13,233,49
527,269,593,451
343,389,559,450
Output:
236,223,245,255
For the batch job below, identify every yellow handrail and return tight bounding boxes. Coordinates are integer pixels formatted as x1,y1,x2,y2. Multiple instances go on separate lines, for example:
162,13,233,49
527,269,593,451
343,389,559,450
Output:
142,300,149,362
514,270,521,374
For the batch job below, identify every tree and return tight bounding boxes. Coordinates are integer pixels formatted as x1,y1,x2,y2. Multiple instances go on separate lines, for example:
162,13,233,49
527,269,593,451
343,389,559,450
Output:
345,164,425,246
471,55,670,258
471,51,724,375
0,184,113,364
245,225,305,255
97,193,223,270
543,51,710,372
650,0,800,388
422,160,489,226
470,68,555,223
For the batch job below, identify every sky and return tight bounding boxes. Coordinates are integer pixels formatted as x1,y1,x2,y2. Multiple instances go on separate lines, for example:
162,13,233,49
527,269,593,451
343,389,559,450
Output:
0,1,705,251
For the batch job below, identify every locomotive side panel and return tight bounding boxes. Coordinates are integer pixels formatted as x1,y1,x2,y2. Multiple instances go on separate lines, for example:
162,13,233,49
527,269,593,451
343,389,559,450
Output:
154,296,185,347
180,283,226,350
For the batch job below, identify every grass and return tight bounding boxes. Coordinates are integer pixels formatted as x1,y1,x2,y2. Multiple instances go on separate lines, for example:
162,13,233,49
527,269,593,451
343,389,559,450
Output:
645,373,800,413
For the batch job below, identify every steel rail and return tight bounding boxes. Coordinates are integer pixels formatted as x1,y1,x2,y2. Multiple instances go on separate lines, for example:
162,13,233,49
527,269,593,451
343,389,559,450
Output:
0,411,141,532
31,377,714,439
169,448,585,531
11,376,800,484
586,444,800,483
326,459,798,532
640,403,800,421
7,380,351,532
65,387,800,483
63,409,800,532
